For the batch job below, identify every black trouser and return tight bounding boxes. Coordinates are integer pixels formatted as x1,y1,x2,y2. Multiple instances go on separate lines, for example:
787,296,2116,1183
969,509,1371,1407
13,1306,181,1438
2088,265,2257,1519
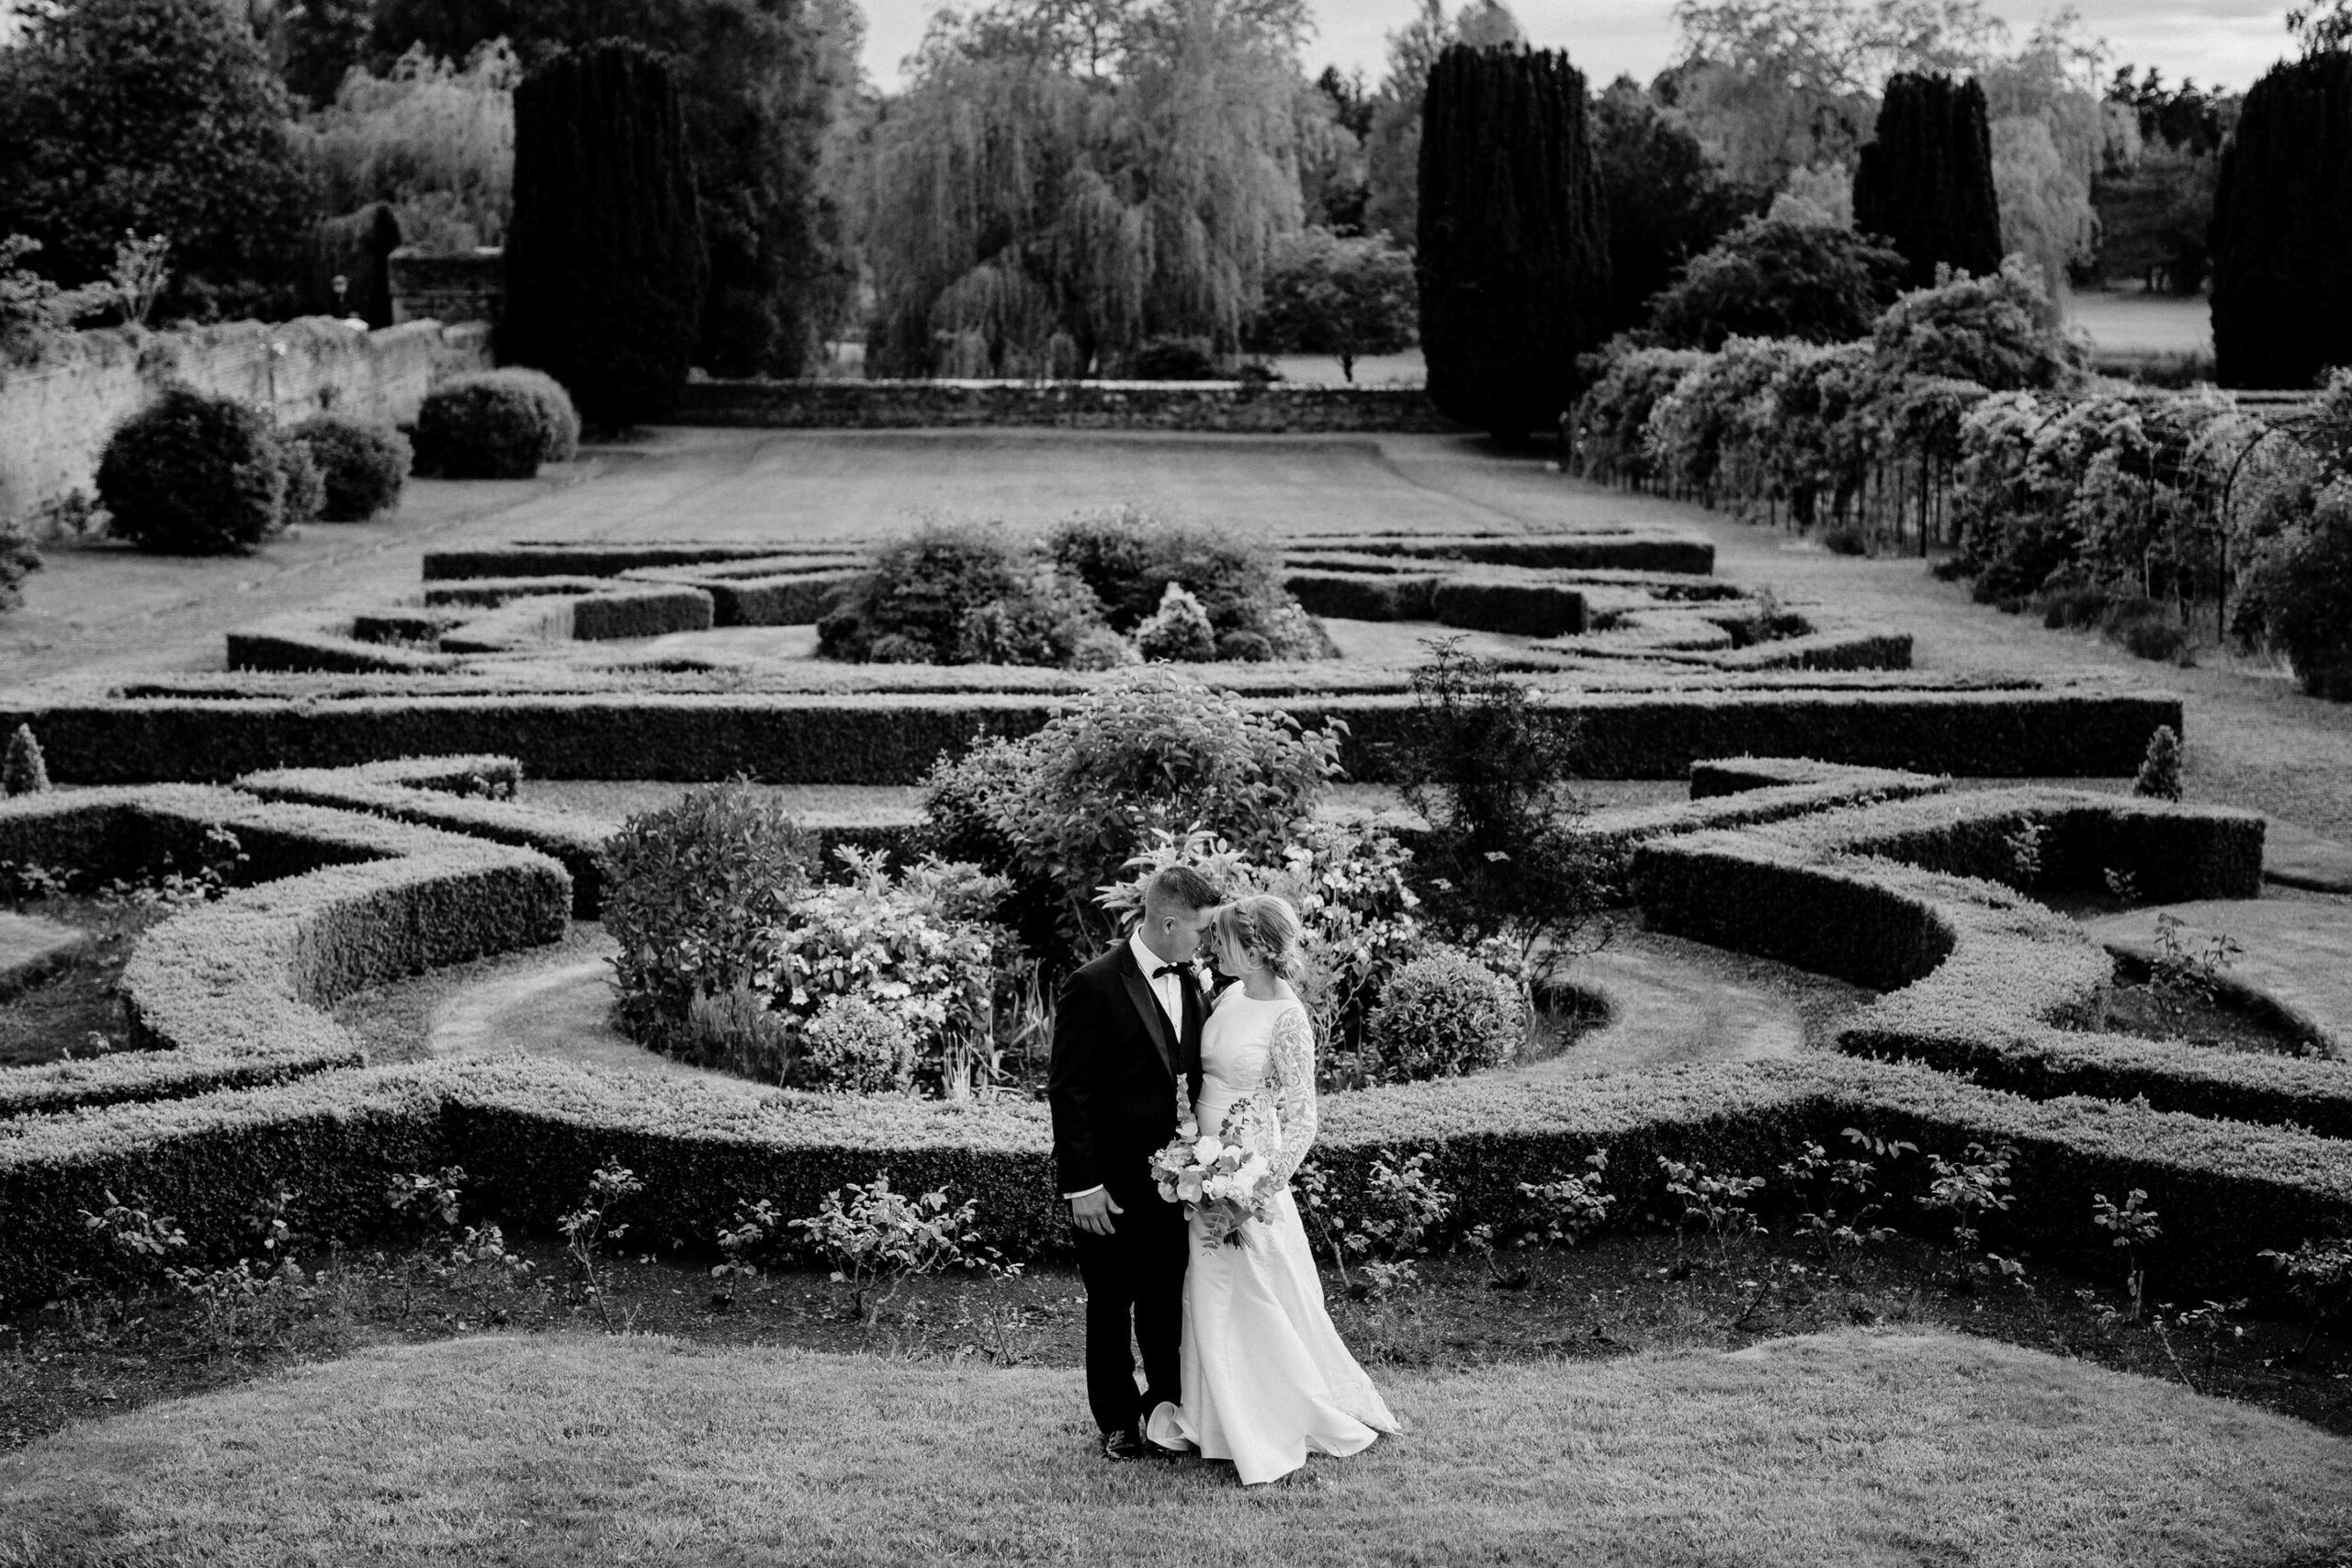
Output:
1073,1184,1189,1436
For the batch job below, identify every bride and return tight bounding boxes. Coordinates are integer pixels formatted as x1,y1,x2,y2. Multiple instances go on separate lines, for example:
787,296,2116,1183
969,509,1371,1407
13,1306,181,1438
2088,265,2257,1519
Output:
1145,892,1402,1485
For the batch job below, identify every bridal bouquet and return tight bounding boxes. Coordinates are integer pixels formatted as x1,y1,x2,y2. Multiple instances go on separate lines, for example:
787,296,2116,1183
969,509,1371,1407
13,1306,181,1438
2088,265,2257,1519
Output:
1151,1095,1283,1247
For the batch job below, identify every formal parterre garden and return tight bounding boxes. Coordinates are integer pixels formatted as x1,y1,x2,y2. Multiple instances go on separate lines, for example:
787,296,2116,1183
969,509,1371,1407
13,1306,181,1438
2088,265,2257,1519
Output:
3,414,2350,1557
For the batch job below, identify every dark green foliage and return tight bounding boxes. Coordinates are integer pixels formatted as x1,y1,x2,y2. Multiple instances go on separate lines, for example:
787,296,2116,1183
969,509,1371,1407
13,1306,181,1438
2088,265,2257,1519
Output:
1645,219,1908,351
1363,946,1526,1081
600,781,813,1048
370,0,842,376
277,437,326,527
1048,511,1300,648
500,41,708,429
2091,150,2216,294
1851,73,2004,291
279,0,378,107
0,521,38,617
2260,487,2352,699
1589,76,1759,338
0,0,312,304
287,415,412,521
2,724,49,795
2133,725,2184,800
1868,260,2086,391
1123,336,1220,379
2211,52,2352,390
300,202,402,327
1418,45,1612,439
470,368,582,462
409,378,550,479
816,523,1031,664
1385,638,1609,964
1247,228,1419,381
96,387,286,555
1427,578,1588,637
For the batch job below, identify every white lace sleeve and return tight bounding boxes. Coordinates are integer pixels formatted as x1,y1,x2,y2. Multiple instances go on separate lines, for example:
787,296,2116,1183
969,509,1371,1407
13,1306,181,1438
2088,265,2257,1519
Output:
1261,1002,1318,1184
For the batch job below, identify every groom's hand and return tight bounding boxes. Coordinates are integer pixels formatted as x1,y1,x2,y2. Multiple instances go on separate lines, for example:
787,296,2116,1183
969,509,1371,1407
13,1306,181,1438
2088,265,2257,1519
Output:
1070,1189,1123,1236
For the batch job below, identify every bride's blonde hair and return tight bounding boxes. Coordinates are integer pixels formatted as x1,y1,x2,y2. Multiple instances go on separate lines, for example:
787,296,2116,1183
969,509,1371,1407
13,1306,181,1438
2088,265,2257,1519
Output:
1214,893,1306,981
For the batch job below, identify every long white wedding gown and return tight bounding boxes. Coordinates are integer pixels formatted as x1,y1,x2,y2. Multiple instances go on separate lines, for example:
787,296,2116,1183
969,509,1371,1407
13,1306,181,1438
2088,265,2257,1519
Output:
1144,992,1401,1485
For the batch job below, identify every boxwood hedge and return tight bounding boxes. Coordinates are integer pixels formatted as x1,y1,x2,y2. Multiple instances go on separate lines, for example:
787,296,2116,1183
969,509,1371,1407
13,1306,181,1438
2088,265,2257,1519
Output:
1631,791,2352,1134
0,788,570,1118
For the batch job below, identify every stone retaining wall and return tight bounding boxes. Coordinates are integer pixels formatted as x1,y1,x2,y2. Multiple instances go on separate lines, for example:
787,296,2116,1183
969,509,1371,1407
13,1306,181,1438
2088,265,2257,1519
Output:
677,377,1456,434
0,318,490,518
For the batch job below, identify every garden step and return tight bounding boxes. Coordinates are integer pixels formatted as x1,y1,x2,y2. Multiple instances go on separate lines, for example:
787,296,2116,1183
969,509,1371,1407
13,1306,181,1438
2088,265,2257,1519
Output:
2084,899,2352,1057
2260,818,2352,896
0,913,86,1002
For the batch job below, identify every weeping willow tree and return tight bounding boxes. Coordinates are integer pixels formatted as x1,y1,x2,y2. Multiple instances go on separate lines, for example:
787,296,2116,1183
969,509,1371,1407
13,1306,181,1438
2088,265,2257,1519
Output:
864,0,1307,377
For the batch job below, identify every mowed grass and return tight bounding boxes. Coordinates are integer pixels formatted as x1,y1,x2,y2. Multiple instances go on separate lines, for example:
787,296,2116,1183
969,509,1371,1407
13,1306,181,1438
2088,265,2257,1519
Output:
3,1329,2346,1567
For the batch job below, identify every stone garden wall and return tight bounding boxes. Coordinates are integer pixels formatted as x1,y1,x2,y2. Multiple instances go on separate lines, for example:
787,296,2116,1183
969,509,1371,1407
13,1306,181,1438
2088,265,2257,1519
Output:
677,377,1457,434
0,317,491,518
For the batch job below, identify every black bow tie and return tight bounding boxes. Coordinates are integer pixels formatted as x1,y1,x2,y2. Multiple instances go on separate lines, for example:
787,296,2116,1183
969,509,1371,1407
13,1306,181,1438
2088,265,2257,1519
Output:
1152,963,1193,981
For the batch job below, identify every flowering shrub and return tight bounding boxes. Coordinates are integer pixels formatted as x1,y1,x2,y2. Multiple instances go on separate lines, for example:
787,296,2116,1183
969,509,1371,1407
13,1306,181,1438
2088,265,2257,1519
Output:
789,1174,1019,1323
753,849,1007,1098
1135,581,1216,661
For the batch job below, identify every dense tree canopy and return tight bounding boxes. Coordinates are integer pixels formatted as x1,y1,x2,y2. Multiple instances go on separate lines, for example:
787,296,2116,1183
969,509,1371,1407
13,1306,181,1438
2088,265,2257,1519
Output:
2211,51,2352,389
1590,73,1758,337
1361,0,1521,246
1418,43,1611,438
501,40,707,426
1851,72,2002,288
0,0,313,304
1246,226,1416,378
1645,215,1907,349
862,0,1311,377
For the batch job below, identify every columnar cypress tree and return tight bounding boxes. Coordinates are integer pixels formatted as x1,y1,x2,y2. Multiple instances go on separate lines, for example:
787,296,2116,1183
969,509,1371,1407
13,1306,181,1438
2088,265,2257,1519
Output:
2211,52,2352,389
501,40,708,430
1851,73,2004,290
1417,44,1611,441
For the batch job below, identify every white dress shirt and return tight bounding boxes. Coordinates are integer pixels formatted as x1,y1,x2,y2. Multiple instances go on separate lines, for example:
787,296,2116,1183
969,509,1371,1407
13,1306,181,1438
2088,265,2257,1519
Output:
1064,932,1193,1202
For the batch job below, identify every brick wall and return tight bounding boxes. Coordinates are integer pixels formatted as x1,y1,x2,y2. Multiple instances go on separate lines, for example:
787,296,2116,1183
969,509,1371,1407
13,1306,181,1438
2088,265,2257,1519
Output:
0,317,491,519
677,377,1456,434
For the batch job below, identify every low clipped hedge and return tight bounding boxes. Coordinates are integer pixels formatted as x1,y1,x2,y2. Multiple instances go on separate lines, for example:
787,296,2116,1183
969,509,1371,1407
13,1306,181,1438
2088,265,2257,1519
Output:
621,569,862,627
0,687,2187,785
1631,791,2352,1135
6,1053,2348,1311
1285,570,1441,622
423,577,619,607
423,542,858,581
1571,761,1951,880
1430,578,1589,637
236,757,608,918
0,788,571,1118
437,585,715,653
1307,532,1714,574
226,620,462,675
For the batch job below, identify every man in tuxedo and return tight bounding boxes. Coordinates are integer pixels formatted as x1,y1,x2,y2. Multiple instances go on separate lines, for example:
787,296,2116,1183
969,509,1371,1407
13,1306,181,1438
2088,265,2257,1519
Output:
1047,864,1222,1461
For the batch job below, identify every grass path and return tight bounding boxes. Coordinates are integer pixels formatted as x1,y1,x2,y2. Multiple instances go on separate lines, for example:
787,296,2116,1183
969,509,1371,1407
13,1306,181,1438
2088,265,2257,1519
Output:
2,1328,2346,1567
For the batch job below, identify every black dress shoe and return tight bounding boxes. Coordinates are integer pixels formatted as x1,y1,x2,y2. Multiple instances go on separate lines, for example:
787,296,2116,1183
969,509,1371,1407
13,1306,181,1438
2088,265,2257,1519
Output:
1101,1425,1149,1461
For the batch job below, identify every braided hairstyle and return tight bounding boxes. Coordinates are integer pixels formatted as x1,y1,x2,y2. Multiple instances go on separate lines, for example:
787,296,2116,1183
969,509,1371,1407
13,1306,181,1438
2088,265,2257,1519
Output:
1214,892,1306,982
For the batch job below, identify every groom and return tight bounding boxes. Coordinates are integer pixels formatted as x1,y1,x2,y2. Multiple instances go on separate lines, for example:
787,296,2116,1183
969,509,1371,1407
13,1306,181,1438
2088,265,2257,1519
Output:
1047,864,1221,1461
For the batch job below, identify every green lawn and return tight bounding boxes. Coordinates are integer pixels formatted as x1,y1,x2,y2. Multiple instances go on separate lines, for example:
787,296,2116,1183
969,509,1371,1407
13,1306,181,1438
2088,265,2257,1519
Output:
2,1328,2344,1566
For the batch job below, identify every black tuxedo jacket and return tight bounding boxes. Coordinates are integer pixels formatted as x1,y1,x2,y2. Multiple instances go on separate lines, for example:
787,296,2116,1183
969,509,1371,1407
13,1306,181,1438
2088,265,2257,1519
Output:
1046,942,1211,1202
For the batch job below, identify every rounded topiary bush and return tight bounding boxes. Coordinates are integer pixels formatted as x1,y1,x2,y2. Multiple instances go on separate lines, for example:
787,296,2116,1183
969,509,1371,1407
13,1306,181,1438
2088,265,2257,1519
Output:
794,997,909,1093
96,386,286,555
1363,945,1528,1082
411,376,555,479
473,367,581,462
287,414,411,521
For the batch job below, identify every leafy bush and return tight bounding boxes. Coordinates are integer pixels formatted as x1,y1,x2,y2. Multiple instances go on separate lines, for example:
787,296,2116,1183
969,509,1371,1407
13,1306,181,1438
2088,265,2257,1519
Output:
1868,258,2088,392
276,436,325,527
1123,335,1218,379
287,414,411,521
1047,507,1323,658
1135,581,1216,662
409,375,551,479
0,519,39,615
1386,639,1611,973
2261,483,2352,700
752,850,1006,1099
1216,628,1275,662
950,562,1107,668
601,783,813,1049
1645,218,1908,351
471,367,581,462
1361,946,1527,1083
3,724,49,795
818,523,1034,665
794,997,910,1095
918,671,1345,954
1247,227,1417,382
302,42,516,252
95,386,285,554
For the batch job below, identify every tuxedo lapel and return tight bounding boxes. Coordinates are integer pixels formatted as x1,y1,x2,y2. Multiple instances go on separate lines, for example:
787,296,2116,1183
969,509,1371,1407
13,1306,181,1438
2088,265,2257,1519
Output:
1114,946,1180,1083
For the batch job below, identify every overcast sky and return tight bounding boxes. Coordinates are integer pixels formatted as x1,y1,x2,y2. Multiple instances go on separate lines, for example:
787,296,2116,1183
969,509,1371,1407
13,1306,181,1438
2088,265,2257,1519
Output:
859,0,2301,96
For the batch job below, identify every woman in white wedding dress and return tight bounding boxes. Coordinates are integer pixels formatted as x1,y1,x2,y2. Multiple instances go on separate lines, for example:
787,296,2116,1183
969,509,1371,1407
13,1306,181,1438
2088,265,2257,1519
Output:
1145,893,1401,1485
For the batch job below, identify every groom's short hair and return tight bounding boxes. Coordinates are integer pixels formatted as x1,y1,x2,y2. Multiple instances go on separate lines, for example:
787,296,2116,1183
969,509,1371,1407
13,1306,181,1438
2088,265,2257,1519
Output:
1143,864,1221,915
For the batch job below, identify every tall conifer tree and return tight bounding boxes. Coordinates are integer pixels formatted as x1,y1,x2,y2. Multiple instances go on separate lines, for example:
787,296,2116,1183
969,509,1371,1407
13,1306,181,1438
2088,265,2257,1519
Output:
1851,73,2003,289
501,40,707,429
2211,51,2352,389
1417,44,1611,441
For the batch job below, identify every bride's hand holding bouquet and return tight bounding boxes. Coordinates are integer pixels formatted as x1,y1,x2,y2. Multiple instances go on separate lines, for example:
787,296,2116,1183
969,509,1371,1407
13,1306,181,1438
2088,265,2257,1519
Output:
1151,1093,1283,1247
